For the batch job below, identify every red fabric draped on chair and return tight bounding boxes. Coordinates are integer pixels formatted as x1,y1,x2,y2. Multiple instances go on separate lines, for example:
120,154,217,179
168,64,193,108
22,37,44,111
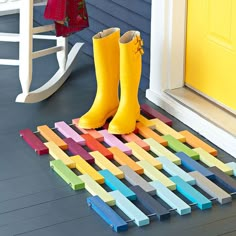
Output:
44,0,89,37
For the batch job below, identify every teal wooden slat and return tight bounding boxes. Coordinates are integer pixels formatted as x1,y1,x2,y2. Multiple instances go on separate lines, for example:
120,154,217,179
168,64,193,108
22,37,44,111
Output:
170,176,212,210
99,170,136,201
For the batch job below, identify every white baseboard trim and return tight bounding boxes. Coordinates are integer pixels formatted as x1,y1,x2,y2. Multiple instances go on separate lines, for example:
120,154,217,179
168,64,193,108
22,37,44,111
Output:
0,10,18,16
146,88,236,158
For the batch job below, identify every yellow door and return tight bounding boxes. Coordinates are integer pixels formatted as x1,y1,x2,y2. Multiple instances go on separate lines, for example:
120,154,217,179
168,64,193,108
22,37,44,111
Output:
185,0,236,111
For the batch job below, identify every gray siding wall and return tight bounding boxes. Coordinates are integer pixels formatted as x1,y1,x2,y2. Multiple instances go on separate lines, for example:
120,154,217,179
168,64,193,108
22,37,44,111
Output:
34,0,151,90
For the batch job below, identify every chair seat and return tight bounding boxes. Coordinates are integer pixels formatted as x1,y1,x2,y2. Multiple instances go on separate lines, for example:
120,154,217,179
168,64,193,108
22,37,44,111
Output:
0,0,46,12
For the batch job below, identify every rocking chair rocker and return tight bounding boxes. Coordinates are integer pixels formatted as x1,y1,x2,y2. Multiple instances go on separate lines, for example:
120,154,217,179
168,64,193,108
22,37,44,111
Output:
0,0,84,103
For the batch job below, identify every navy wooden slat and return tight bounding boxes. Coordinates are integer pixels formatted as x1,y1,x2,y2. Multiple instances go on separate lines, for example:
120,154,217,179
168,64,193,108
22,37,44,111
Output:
130,185,170,221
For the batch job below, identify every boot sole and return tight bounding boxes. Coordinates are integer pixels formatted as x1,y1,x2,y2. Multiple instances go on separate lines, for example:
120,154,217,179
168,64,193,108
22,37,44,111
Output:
78,107,118,130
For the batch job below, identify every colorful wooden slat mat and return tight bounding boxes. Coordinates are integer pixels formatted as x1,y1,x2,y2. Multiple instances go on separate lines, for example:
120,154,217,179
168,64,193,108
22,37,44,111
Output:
19,103,236,232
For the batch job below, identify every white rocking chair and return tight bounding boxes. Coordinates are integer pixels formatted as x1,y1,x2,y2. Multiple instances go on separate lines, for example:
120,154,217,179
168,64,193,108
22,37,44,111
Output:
0,0,84,103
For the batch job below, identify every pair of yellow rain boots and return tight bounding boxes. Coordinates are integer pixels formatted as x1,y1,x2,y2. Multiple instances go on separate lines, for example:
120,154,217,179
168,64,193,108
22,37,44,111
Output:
78,28,144,134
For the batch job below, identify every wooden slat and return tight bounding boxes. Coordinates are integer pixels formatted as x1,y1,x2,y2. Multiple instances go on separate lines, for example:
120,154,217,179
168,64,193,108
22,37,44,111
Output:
152,119,185,142
109,147,143,174
208,167,236,193
90,151,124,179
144,138,181,165
98,130,132,155
163,135,199,160
130,185,170,221
170,176,212,210
137,160,176,190
109,190,150,227
226,162,236,176
81,134,113,160
64,138,94,164
87,196,128,232
119,165,156,195
126,142,162,169
55,121,85,145
44,142,75,168
121,132,150,151
137,115,156,129
72,118,104,141
140,104,173,126
179,130,217,156
37,125,68,150
71,155,104,184
189,171,232,204
157,156,196,185
19,128,48,155
79,174,115,206
176,152,215,180
136,122,168,146
50,160,84,190
150,181,191,215
99,169,136,200
194,148,233,175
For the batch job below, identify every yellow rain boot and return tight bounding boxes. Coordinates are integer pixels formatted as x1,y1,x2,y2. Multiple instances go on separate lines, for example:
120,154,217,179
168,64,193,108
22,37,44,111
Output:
79,28,120,129
108,31,144,134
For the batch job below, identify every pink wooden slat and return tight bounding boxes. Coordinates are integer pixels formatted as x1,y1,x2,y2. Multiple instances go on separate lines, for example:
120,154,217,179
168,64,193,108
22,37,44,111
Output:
55,121,85,145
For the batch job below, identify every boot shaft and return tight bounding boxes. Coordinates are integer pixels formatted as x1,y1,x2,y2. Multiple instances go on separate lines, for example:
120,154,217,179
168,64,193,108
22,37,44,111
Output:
119,31,144,98
93,28,120,95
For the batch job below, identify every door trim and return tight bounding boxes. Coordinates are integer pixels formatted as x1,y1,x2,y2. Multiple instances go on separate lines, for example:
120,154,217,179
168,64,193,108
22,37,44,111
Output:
146,0,236,157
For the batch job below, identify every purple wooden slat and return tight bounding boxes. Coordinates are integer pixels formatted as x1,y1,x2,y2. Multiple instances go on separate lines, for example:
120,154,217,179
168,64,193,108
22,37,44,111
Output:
64,138,94,164
141,104,172,126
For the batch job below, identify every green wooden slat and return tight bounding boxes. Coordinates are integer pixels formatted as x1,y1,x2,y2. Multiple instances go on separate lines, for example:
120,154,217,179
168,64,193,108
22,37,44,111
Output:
163,135,199,160
50,160,84,190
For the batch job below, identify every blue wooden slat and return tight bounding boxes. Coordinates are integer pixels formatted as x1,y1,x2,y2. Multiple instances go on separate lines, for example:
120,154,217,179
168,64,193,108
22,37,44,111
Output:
176,152,215,180
87,195,128,232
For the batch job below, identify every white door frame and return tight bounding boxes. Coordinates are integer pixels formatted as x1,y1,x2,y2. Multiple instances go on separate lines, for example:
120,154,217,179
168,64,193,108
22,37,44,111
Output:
146,0,236,157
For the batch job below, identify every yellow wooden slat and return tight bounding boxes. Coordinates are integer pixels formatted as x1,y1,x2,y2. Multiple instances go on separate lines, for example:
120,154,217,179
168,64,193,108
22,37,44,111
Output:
137,160,176,190
152,119,186,142
79,174,115,206
71,155,105,184
144,138,181,165
194,148,233,175
90,151,124,179
125,142,162,169
45,142,75,168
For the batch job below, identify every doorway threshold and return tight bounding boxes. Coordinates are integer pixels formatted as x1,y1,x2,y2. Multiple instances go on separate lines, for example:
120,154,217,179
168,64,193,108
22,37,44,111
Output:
166,87,236,138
